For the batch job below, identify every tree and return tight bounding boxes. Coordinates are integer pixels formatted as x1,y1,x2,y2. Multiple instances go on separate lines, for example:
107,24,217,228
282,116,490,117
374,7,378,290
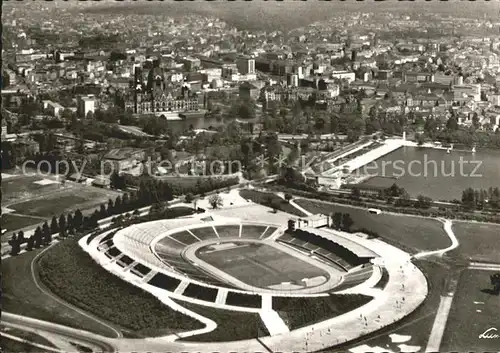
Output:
284,193,293,203
50,215,59,234
185,193,194,204
42,222,51,245
107,198,114,215
114,195,123,213
26,236,34,251
9,234,20,256
490,273,500,295
395,191,412,207
99,204,107,218
208,194,223,209
34,226,43,248
122,193,130,209
17,230,25,244
351,187,361,200
332,212,343,230
415,195,432,209
10,239,21,256
67,213,74,231
446,117,459,131
110,171,126,190
387,183,404,197
149,201,166,216
58,214,67,232
73,209,83,230
462,187,476,210
342,213,354,232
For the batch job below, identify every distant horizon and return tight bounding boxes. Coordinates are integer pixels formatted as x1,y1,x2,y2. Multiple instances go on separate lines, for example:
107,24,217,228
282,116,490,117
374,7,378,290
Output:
7,0,500,32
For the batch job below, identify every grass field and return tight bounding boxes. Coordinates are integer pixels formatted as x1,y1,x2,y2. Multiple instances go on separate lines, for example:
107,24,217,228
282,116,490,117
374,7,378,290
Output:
273,294,372,330
441,269,500,352
37,238,203,337
1,175,60,203
294,199,450,254
449,222,500,263
10,188,116,218
1,213,43,233
197,242,330,288
239,190,308,217
1,247,118,337
174,299,269,342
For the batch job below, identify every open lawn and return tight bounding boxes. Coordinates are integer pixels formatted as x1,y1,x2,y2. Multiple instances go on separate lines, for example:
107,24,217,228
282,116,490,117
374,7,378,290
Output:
273,294,372,330
174,299,269,342
10,188,118,218
449,222,500,263
1,247,118,337
197,242,329,288
37,238,203,337
1,175,60,204
295,199,450,254
1,213,43,233
441,269,500,352
239,190,307,217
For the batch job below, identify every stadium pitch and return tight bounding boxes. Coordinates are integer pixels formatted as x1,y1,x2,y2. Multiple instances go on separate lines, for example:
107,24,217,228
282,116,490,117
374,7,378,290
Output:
196,241,332,289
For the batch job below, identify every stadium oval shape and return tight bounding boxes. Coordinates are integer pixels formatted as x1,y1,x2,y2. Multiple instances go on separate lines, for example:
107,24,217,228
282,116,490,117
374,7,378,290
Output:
80,211,428,351
88,213,383,306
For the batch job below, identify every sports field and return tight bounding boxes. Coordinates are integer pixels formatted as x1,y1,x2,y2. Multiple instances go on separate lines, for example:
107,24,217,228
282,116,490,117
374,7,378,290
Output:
440,269,500,352
449,222,500,263
1,172,121,236
1,174,62,203
10,191,107,218
196,242,330,288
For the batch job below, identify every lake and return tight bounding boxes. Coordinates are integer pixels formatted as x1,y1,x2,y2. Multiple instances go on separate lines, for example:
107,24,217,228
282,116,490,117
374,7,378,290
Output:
167,115,261,135
355,146,500,201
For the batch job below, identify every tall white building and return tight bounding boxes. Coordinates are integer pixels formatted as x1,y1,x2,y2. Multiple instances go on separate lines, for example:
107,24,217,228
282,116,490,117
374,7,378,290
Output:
77,95,96,118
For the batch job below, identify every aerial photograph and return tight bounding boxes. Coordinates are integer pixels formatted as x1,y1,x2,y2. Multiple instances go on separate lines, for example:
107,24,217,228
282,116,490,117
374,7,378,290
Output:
1,0,500,352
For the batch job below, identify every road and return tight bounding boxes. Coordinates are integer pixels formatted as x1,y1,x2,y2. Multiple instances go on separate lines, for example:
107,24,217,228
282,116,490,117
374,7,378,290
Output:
2,313,117,353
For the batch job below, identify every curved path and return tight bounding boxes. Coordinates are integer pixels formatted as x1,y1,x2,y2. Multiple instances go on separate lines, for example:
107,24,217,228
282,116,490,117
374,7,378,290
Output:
31,243,123,339
413,219,459,260
2,313,116,353
0,331,63,353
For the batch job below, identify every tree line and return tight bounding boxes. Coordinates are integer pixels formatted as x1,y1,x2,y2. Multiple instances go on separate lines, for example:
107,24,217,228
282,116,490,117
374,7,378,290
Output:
8,176,238,256
461,187,500,211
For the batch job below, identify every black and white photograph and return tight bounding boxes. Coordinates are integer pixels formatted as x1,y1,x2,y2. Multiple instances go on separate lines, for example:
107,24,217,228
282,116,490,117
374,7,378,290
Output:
1,1,500,352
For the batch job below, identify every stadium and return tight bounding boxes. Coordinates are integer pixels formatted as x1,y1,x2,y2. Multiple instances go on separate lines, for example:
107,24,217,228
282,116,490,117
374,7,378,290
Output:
80,195,429,353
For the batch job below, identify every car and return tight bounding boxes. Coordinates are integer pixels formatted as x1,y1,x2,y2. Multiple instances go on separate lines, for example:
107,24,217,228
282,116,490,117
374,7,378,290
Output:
368,208,382,215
